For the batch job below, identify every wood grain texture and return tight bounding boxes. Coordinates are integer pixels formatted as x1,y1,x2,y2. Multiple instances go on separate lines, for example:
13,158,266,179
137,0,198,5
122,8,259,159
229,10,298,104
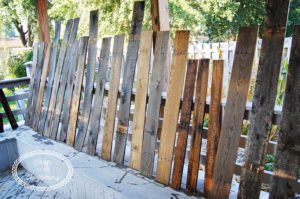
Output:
101,35,125,160
67,37,89,146
129,30,153,170
25,42,39,126
208,27,258,199
239,1,290,198
140,31,169,177
156,30,190,185
171,59,198,189
75,10,99,151
113,1,145,164
204,60,224,196
269,25,300,199
186,59,209,193
86,37,112,155
38,21,63,132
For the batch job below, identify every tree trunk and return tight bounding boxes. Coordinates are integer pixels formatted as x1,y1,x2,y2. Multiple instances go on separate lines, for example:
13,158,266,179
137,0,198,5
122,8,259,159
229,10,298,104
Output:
36,0,50,44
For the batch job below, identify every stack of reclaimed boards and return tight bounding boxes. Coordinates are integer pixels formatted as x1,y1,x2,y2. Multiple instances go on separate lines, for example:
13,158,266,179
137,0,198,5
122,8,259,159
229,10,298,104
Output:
24,1,299,199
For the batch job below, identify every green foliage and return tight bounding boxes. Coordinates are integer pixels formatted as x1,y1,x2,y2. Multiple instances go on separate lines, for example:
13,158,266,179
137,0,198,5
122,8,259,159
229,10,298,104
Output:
287,0,300,37
6,50,32,79
264,154,275,172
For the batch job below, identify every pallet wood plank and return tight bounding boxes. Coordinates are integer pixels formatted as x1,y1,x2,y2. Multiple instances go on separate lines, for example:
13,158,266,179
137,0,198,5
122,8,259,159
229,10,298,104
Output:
75,10,99,151
67,36,89,146
208,27,258,199
0,89,18,130
101,35,125,160
204,60,224,196
38,21,63,132
239,0,290,198
139,31,169,177
171,59,198,190
86,37,112,155
129,30,153,170
269,25,300,199
32,42,52,131
113,1,145,164
156,30,190,185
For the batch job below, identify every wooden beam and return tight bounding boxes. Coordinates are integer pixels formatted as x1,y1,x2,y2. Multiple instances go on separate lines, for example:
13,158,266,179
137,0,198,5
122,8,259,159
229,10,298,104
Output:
0,89,18,130
36,0,50,44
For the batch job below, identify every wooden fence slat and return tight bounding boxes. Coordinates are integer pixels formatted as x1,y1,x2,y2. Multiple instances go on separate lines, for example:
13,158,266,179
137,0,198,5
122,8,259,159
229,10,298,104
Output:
30,42,45,128
269,25,300,199
25,42,39,126
186,59,209,193
140,31,169,177
38,21,62,132
156,30,190,185
204,60,224,196
171,59,198,190
208,27,258,199
75,10,99,151
67,37,89,146
239,0,290,198
32,43,52,131
113,1,145,164
86,37,112,155
50,41,79,140
129,30,153,170
101,35,125,161
0,89,18,130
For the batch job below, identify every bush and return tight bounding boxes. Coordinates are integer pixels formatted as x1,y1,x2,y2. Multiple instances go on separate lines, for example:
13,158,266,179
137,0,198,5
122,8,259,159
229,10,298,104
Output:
6,50,33,79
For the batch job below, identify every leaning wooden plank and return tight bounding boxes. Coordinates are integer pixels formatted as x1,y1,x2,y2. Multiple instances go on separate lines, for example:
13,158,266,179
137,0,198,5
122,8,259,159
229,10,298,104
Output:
156,30,190,185
86,37,112,155
0,89,18,130
171,59,198,190
38,21,63,132
208,27,258,199
75,10,99,151
32,42,52,131
129,30,153,170
113,1,145,164
204,60,224,196
269,25,300,199
50,41,79,140
140,31,169,177
25,42,39,126
43,18,79,137
101,35,125,161
185,59,209,193
67,37,89,146
239,1,290,198
29,42,45,128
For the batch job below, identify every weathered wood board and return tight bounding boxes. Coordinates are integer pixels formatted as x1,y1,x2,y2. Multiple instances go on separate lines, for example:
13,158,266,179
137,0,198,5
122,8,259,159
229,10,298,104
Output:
113,1,145,164
140,31,169,177
208,27,258,199
129,30,153,170
101,35,125,161
171,59,198,190
186,59,209,193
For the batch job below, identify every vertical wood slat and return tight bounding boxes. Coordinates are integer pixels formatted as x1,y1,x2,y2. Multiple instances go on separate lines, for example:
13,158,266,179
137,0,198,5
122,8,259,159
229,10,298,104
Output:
208,27,258,199
239,0,290,198
129,31,153,170
186,59,209,193
113,1,145,164
50,41,79,140
67,37,89,146
171,59,198,190
204,60,224,196
38,21,62,132
0,89,18,130
43,18,78,137
25,42,39,126
30,42,45,128
86,37,112,155
75,10,99,151
140,31,169,177
269,25,300,199
32,43,52,131
101,35,125,161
